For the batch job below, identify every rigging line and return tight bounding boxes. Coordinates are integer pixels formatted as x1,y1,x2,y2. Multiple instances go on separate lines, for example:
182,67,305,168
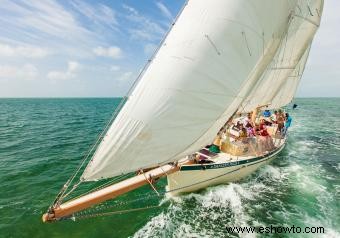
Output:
74,205,161,221
238,99,251,112
66,173,132,202
242,31,252,56
59,181,82,202
238,102,248,114
143,172,160,196
160,165,179,185
75,193,161,216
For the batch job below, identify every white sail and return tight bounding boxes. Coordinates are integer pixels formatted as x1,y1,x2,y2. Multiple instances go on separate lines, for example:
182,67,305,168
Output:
82,0,298,180
270,44,311,108
240,0,323,112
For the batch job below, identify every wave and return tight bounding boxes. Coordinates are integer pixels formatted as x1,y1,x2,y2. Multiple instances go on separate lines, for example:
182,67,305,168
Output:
133,158,339,237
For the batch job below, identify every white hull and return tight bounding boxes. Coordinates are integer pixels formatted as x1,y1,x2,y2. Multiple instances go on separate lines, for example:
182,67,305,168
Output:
166,140,286,195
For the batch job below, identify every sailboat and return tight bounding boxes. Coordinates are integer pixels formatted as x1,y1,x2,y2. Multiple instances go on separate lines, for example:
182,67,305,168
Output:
42,0,323,222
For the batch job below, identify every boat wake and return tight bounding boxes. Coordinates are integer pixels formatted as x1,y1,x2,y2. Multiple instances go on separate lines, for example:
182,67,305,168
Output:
133,158,340,238
133,164,285,238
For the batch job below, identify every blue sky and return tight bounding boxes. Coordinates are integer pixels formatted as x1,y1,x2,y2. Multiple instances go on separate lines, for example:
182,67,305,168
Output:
0,0,338,97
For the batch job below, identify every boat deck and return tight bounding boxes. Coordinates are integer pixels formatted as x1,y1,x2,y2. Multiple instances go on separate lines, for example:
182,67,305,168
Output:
184,135,286,167
216,136,285,163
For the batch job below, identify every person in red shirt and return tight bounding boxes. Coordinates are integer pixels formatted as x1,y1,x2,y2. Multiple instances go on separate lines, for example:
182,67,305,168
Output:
257,119,275,153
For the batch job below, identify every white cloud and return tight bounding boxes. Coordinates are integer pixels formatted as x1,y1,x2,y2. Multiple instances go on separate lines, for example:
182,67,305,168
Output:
0,43,49,58
68,61,79,72
0,0,103,59
117,71,133,81
156,2,173,20
93,46,122,59
70,0,118,30
47,61,80,80
0,1,93,42
110,65,120,71
123,4,166,41
0,64,38,80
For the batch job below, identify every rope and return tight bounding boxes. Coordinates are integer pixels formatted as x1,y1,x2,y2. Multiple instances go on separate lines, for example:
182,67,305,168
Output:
64,173,132,202
143,172,160,196
83,193,161,213
74,205,161,220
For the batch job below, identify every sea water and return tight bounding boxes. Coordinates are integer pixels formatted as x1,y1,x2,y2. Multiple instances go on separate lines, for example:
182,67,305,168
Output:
0,98,339,238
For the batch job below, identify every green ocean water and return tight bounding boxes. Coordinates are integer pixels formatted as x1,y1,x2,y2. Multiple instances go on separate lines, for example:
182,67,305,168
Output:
0,98,339,238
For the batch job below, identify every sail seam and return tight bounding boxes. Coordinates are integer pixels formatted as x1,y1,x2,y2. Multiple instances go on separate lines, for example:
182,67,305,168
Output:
293,14,319,27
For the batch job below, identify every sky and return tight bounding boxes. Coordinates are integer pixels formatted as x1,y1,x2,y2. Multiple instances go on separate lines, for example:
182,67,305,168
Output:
0,0,338,98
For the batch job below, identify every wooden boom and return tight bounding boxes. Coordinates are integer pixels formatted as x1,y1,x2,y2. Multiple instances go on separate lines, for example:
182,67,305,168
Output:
42,162,185,222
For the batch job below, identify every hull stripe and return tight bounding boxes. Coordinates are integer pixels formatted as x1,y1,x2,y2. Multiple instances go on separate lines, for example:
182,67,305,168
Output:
180,143,286,171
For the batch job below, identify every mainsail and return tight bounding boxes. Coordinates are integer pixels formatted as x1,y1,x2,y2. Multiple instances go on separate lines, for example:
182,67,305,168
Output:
82,0,310,181
240,0,323,112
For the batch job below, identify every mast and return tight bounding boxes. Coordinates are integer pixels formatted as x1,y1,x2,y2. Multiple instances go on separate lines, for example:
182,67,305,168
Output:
42,162,189,222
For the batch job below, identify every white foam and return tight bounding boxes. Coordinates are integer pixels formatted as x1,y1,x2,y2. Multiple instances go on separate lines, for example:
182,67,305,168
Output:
133,182,261,238
302,215,340,238
258,165,282,181
320,230,340,238
132,211,170,238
